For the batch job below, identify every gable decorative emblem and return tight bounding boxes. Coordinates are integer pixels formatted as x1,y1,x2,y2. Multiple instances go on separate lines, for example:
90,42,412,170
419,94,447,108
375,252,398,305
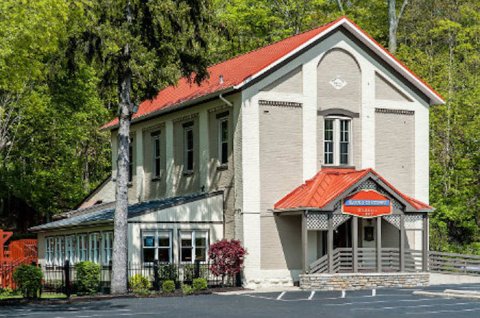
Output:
329,76,347,90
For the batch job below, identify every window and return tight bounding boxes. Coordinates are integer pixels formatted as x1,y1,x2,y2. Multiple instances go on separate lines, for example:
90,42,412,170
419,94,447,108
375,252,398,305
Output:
151,131,161,178
45,237,54,266
128,140,134,182
89,233,101,263
323,117,351,166
324,119,334,165
142,231,172,264
77,234,87,262
54,236,65,266
183,123,194,172
65,235,76,264
218,117,229,165
180,230,208,263
102,232,113,265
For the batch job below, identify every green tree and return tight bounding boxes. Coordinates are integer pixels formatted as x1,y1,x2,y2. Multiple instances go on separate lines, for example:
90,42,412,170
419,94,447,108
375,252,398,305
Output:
69,0,212,293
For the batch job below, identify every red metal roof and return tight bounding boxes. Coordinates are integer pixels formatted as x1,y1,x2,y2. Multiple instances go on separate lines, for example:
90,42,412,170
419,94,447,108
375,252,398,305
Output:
103,16,444,129
274,168,432,212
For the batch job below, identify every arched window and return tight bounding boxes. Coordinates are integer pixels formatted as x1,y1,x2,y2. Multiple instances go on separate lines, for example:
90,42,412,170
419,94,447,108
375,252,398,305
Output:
324,116,351,166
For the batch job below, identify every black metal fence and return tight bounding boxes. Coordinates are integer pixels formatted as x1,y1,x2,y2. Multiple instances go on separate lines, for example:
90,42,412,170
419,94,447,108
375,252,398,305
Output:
42,260,239,296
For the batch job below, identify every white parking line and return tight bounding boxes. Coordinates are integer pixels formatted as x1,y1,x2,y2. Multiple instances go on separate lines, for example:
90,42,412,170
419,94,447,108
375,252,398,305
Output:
308,291,315,300
406,307,480,315
276,291,286,300
325,298,434,306
356,301,475,311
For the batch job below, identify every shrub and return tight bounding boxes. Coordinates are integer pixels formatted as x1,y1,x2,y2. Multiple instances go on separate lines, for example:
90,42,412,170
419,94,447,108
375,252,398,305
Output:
192,278,207,291
13,265,43,299
129,274,152,295
75,261,100,295
209,239,246,284
162,280,175,294
181,284,193,295
159,264,178,281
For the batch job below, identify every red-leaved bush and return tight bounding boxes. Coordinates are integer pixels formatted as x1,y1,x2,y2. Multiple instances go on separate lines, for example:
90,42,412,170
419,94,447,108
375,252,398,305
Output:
208,239,247,284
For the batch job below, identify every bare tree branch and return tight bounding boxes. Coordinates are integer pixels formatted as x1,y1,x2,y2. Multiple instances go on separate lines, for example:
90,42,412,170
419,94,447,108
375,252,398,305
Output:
336,0,345,13
397,0,409,23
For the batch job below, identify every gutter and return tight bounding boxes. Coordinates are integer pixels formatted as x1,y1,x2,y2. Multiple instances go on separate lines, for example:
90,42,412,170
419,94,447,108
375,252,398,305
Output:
104,87,237,131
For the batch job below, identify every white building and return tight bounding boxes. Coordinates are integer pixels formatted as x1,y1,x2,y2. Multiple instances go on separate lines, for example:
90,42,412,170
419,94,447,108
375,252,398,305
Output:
31,17,444,289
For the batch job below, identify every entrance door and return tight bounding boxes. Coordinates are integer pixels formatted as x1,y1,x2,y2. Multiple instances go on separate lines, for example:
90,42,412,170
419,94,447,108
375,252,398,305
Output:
360,218,376,248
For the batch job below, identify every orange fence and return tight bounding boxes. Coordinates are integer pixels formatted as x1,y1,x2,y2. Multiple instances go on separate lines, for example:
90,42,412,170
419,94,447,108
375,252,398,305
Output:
0,230,38,289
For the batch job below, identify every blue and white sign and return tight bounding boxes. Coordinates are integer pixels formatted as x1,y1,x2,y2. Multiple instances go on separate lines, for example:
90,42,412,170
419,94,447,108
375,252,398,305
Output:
345,199,390,206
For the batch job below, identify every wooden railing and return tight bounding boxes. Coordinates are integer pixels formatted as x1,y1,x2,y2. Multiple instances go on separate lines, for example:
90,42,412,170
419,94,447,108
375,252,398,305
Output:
309,248,424,274
310,248,480,276
429,251,480,276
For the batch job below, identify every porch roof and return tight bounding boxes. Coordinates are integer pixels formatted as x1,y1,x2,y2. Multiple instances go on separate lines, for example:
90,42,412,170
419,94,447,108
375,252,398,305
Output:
273,168,433,213
29,191,222,232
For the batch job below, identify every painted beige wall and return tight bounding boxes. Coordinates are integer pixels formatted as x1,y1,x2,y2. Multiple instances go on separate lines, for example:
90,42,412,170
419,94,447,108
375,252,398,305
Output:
317,48,362,168
258,103,303,270
317,48,361,113
261,67,303,93
79,179,116,208
375,111,415,196
208,108,235,238
375,73,413,102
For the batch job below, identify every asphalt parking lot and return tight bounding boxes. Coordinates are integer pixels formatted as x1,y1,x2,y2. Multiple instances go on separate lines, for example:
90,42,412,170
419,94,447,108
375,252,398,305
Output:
2,284,480,318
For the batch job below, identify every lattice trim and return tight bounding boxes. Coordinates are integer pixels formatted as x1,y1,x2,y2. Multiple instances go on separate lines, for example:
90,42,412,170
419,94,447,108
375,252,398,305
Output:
405,214,423,230
333,215,351,229
306,213,328,230
383,215,401,230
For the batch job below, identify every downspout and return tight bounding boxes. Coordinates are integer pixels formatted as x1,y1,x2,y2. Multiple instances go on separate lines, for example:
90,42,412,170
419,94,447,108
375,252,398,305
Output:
219,93,233,107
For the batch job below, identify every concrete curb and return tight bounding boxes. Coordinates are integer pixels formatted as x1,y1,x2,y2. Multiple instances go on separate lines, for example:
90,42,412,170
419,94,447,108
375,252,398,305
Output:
413,290,480,300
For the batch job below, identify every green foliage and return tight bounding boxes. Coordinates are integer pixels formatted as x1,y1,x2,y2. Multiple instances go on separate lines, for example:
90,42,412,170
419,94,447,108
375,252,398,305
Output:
159,264,178,281
162,280,175,294
75,261,101,295
13,265,43,299
192,278,208,291
181,284,193,295
129,274,152,295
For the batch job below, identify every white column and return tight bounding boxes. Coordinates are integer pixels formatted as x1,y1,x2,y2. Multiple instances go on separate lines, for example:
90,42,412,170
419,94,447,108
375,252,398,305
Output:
302,60,317,179
361,65,376,168
198,109,210,190
241,95,261,284
135,129,144,202
165,120,175,197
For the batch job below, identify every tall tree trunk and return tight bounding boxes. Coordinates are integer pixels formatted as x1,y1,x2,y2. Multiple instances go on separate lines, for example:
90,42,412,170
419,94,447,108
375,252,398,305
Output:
111,70,131,294
387,0,408,54
388,0,398,53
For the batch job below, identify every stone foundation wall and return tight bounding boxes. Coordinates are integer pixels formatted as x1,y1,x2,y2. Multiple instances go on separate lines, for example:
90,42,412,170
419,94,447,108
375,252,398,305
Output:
300,272,430,290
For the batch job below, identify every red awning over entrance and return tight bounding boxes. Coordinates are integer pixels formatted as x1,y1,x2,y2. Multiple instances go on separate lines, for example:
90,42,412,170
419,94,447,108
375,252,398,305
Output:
274,168,432,212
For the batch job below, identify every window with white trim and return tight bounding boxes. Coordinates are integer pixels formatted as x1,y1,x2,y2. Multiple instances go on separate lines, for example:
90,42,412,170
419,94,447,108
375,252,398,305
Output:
142,230,172,264
183,123,194,172
179,230,208,263
324,117,351,166
217,116,229,165
65,235,76,264
45,237,54,266
102,232,113,265
151,131,161,178
89,233,101,263
54,236,65,266
77,234,87,262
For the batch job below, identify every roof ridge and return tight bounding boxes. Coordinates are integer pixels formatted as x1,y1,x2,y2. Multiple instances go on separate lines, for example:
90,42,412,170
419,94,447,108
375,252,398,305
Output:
205,17,344,71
